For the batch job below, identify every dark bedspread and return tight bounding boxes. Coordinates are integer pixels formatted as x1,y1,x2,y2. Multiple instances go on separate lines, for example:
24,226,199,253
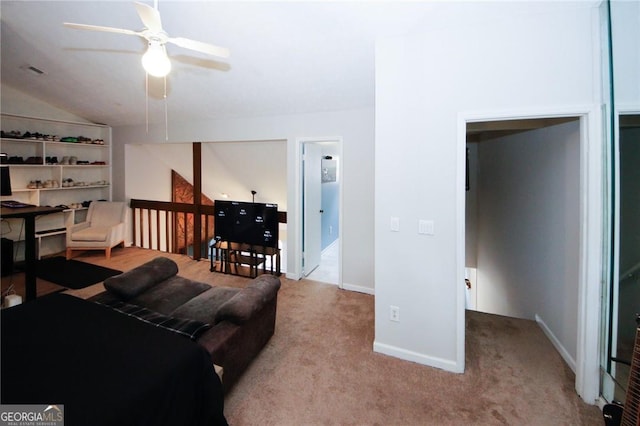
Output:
1,293,227,426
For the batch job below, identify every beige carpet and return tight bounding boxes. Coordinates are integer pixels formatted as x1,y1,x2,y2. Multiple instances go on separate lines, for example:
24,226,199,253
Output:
224,277,601,425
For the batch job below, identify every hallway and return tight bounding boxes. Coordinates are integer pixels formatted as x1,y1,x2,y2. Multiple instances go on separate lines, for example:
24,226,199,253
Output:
307,239,339,285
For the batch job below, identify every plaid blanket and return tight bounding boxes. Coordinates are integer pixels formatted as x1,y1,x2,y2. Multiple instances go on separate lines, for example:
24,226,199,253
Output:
97,300,211,340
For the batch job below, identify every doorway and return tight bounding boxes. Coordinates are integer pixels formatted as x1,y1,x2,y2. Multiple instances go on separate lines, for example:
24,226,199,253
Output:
465,117,580,318
463,114,590,390
300,138,341,285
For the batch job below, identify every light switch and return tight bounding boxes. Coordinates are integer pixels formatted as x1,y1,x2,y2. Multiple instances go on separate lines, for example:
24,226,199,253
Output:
418,220,435,235
390,217,400,232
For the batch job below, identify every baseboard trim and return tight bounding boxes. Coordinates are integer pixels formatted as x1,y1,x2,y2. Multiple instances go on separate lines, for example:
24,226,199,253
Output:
373,341,462,373
322,238,339,254
342,282,374,295
535,314,577,373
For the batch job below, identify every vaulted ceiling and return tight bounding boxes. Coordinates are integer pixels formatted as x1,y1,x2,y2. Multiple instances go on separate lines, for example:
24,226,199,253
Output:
1,1,438,127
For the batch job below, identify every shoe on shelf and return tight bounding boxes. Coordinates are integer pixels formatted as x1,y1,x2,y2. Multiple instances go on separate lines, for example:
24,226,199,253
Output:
24,156,43,164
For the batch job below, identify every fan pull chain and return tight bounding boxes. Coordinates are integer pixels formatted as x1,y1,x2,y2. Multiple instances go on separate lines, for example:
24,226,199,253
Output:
145,72,149,134
143,71,169,140
164,76,169,141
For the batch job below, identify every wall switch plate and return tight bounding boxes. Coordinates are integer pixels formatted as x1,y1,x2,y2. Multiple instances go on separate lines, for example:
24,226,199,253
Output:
418,219,435,235
390,217,400,232
390,305,400,322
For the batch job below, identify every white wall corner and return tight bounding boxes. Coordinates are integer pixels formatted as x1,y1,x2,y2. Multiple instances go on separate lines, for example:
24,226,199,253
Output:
535,314,577,373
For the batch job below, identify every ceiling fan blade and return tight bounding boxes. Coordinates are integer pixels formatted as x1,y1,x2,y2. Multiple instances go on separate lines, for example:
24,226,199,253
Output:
134,2,163,33
64,22,140,37
168,37,230,58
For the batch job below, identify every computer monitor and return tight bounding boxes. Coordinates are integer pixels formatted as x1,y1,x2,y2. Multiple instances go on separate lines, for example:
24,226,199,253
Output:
214,200,279,247
0,165,11,196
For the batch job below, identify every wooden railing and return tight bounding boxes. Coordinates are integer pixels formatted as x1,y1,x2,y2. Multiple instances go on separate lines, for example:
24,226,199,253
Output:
130,199,216,260
129,199,287,261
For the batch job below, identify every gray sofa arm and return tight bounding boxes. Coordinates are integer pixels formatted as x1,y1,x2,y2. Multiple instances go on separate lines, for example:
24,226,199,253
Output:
214,275,281,324
104,256,178,300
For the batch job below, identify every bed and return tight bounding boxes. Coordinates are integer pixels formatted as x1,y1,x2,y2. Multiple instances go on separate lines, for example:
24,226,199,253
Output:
1,293,227,426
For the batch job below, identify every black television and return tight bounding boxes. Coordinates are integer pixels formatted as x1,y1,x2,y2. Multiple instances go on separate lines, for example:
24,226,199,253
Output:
1,166,11,196
214,200,279,247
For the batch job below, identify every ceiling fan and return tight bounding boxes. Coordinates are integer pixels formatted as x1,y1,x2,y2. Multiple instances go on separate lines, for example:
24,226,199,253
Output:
64,1,230,77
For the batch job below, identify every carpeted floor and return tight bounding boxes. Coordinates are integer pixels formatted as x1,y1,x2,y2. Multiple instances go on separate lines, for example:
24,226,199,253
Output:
47,248,601,425
224,277,602,425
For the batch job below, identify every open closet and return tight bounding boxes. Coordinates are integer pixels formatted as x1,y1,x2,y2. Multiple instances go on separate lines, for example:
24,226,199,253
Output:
465,116,582,369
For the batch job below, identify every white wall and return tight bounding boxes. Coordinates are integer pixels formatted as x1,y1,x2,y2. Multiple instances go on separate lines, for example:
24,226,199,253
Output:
114,107,374,290
202,141,287,208
125,141,287,207
375,1,602,380
475,121,581,368
611,0,640,106
126,144,191,203
1,85,92,123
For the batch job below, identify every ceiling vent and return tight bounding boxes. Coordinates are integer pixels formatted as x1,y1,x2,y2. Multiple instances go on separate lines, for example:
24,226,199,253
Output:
20,65,45,75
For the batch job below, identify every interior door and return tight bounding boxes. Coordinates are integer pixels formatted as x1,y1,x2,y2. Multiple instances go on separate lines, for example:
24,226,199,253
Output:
303,143,322,276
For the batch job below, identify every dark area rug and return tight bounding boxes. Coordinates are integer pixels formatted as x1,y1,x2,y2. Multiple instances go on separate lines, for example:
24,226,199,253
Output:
36,256,122,289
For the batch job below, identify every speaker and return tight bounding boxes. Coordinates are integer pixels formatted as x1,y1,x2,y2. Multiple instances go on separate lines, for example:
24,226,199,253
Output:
1,237,13,276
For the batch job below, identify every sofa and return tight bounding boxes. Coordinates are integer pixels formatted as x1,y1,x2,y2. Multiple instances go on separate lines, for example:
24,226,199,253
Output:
89,256,281,390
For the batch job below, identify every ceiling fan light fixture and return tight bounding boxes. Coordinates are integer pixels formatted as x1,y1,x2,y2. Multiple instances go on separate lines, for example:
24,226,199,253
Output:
142,41,171,77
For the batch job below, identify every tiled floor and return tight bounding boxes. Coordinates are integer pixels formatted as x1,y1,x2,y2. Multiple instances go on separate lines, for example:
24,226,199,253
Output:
263,227,338,285
306,239,339,285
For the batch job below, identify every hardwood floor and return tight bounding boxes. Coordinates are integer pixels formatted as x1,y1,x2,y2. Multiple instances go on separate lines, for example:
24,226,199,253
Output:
1,247,255,303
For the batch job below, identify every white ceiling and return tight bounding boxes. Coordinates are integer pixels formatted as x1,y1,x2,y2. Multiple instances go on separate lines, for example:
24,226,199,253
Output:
0,1,438,127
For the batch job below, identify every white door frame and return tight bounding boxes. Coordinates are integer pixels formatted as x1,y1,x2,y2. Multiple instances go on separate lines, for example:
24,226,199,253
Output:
302,142,323,276
457,105,603,404
295,136,343,287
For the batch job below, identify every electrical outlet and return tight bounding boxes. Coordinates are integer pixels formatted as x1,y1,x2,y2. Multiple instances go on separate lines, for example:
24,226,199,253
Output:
390,305,400,322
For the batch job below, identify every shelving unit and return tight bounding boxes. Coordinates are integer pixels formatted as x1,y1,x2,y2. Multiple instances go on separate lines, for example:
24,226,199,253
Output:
0,113,112,260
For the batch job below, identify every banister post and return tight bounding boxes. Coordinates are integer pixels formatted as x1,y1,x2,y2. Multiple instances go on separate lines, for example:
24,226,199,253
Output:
193,142,202,260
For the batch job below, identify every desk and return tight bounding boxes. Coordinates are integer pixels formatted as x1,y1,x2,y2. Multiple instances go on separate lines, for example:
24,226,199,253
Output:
1,205,64,301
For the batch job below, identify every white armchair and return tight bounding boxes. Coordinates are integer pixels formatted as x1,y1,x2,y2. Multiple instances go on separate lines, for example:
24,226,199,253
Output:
66,201,127,260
